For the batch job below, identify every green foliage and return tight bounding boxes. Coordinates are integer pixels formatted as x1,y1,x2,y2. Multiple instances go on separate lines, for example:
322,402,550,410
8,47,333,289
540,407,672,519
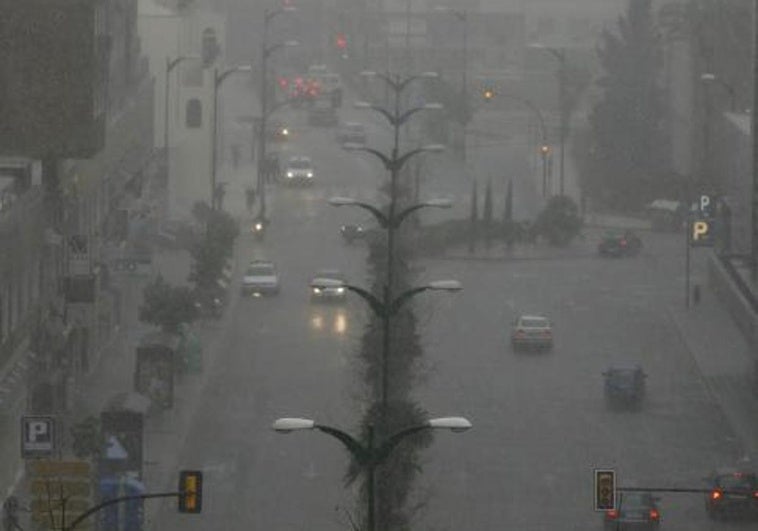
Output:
584,0,668,210
188,202,239,290
535,195,583,246
70,416,101,459
139,275,198,333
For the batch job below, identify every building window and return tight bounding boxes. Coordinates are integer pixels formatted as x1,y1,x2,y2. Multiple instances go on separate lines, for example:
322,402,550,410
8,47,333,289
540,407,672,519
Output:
186,99,202,128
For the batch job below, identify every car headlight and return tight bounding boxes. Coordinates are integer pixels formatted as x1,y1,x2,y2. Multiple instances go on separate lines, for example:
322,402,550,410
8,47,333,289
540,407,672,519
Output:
281,128,289,136
306,172,313,178
336,287,345,294
312,287,321,294
287,171,294,178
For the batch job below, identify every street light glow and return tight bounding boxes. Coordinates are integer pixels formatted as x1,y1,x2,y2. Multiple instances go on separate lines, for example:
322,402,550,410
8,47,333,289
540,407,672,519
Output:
427,280,463,292
419,71,439,79
234,65,253,73
422,198,453,208
360,70,378,78
428,417,472,432
273,418,316,433
700,73,717,82
354,101,372,109
284,40,300,47
328,196,358,206
423,102,444,110
421,144,446,153
342,142,367,151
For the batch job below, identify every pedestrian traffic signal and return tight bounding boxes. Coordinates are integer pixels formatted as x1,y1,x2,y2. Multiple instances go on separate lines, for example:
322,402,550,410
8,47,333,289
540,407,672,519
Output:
178,470,203,513
594,469,616,511
483,88,495,101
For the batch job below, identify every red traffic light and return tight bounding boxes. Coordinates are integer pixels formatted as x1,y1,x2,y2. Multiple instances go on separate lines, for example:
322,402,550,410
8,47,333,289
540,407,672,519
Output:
335,33,347,49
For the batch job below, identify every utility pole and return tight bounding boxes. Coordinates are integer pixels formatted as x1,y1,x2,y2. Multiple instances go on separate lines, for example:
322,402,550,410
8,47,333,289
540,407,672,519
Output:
752,0,758,280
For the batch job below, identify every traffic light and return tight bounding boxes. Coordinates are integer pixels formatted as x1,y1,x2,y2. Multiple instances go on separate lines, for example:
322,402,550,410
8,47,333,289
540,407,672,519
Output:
335,33,347,50
178,470,203,513
482,88,495,101
594,469,616,511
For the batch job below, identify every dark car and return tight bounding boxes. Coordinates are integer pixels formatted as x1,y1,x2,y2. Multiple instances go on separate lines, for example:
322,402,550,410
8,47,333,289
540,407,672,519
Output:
603,363,646,408
340,224,366,244
604,491,661,531
704,469,758,520
598,230,642,257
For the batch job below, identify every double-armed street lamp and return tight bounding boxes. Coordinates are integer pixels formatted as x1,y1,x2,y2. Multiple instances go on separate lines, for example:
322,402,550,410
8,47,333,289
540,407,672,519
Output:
529,43,568,196
256,5,297,217
313,267,461,408
211,65,252,210
272,416,472,531
164,54,199,184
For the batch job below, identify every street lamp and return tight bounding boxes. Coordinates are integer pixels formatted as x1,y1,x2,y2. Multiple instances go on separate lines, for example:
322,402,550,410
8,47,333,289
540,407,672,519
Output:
272,416,472,531
498,93,551,197
529,43,568,196
164,54,199,194
256,5,297,218
434,6,468,162
212,65,252,210
701,73,737,112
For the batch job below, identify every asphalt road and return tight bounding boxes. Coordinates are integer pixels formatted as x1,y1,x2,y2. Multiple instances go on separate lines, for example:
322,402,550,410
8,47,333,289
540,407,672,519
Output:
150,79,753,531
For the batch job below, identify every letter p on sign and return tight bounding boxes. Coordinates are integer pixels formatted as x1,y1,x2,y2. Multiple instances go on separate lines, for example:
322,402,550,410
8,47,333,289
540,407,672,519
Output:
21,416,55,457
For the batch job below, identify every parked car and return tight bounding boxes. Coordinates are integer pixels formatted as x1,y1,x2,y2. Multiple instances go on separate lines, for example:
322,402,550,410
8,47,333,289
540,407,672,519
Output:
340,224,366,244
240,260,280,297
598,230,642,257
603,362,646,408
704,468,758,520
603,491,661,531
510,315,553,351
309,270,347,302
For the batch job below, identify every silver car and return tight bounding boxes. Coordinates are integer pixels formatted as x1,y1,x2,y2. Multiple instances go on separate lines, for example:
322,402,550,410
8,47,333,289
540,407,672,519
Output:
283,156,315,186
309,270,347,302
510,314,553,351
241,260,280,296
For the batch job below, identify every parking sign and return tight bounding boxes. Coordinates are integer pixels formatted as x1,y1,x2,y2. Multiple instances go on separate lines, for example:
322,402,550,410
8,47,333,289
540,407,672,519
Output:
21,416,56,458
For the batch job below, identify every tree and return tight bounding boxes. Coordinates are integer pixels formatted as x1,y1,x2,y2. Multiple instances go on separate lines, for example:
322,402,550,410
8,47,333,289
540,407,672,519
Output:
503,178,515,247
139,275,198,333
482,179,493,248
188,201,239,290
468,179,478,253
585,0,668,210
535,195,583,246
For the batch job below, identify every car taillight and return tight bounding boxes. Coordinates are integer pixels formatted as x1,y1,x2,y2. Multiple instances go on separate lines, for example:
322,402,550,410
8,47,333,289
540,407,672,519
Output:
605,509,618,519
542,329,552,337
649,509,660,520
753,491,758,499
711,490,722,501
620,239,628,247
515,330,525,338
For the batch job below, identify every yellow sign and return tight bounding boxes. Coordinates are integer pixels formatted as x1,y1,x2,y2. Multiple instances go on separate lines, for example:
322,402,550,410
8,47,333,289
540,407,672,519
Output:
690,219,714,246
30,460,91,477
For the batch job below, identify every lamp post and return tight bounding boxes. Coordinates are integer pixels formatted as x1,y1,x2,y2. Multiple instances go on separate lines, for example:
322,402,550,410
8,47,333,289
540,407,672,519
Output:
164,55,199,191
212,65,252,210
529,43,568,196
499,94,550,196
272,416,472,531
701,73,737,112
257,5,297,217
434,7,468,162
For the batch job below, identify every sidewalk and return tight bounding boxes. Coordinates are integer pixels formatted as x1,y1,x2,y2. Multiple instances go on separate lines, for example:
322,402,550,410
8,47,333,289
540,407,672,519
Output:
668,258,758,461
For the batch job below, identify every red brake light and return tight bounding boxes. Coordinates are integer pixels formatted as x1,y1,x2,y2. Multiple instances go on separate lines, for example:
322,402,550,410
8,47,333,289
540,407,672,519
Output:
620,239,627,247
711,490,722,500
753,491,758,499
649,509,660,520
605,509,618,519
542,329,551,337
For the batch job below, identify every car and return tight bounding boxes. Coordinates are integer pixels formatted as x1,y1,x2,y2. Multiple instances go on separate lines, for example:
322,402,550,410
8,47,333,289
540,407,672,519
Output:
340,223,366,244
308,97,338,127
598,230,642,257
603,491,661,531
704,469,758,520
337,122,366,145
240,260,280,296
603,362,646,408
283,156,315,186
267,121,290,142
309,270,348,302
510,315,553,351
